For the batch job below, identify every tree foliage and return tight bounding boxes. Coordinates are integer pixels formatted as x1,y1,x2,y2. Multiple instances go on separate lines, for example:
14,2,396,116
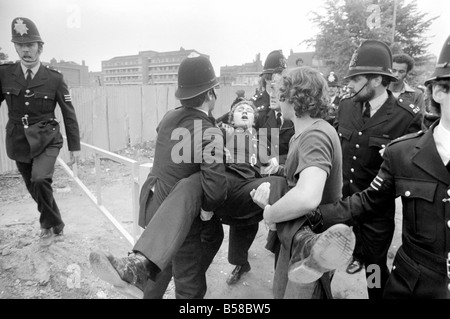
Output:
0,47,8,61
305,0,438,81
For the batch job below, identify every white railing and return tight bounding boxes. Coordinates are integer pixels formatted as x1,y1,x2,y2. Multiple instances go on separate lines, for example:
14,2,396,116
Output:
57,140,152,246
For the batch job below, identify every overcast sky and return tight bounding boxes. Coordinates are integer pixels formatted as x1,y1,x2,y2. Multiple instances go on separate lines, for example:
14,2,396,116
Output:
1,0,449,73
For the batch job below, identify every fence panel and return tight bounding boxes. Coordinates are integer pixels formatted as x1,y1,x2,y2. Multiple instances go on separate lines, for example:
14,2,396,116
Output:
106,86,129,152
0,103,15,172
141,86,159,142
125,86,144,146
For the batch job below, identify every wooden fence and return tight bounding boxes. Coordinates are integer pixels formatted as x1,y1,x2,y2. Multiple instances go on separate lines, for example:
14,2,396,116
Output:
0,85,257,173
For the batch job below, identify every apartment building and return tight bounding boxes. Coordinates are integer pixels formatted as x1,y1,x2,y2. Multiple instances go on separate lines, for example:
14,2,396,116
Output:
101,48,206,86
47,58,90,88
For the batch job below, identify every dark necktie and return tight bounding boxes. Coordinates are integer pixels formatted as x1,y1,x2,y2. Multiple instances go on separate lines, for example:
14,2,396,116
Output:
26,69,32,86
276,112,282,128
362,102,371,123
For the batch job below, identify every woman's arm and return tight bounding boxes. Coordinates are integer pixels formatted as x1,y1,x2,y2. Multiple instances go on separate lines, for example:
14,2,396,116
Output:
263,166,327,224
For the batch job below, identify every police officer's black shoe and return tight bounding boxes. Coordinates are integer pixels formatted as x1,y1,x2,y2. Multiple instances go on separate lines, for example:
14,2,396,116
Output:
288,224,355,284
53,223,65,236
89,251,150,299
226,262,251,285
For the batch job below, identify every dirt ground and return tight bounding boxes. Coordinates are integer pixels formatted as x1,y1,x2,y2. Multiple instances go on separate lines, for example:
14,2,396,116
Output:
0,143,402,299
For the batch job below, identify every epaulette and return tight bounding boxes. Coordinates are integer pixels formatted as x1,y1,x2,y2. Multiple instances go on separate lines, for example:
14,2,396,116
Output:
388,130,424,146
397,98,421,115
0,60,15,66
45,65,62,74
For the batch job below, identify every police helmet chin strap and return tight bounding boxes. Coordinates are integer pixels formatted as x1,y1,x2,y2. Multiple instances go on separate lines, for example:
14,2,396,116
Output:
348,79,369,99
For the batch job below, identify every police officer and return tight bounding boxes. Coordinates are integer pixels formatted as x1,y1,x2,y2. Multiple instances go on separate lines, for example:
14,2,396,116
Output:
90,55,227,299
0,17,81,244
325,71,341,125
316,34,450,298
254,50,294,166
331,40,423,299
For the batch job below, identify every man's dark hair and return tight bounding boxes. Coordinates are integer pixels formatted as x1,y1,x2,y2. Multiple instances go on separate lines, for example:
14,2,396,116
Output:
296,58,304,65
180,90,210,108
393,53,415,73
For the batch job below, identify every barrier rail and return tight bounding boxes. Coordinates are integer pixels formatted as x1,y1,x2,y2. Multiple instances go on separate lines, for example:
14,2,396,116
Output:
57,140,149,246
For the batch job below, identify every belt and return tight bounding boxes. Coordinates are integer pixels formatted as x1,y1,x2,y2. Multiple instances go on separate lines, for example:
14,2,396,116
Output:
9,114,55,127
402,240,450,278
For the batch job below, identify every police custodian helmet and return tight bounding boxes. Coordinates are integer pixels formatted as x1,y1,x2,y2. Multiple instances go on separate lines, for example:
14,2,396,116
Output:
261,50,287,76
326,72,341,87
11,17,44,44
345,39,396,81
175,54,219,100
425,35,450,86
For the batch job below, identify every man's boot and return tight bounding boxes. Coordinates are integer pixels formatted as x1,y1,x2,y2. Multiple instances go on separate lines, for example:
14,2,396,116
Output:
89,250,153,299
288,223,355,284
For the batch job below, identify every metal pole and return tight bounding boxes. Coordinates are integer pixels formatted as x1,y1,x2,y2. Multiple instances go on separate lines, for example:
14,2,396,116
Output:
392,0,397,44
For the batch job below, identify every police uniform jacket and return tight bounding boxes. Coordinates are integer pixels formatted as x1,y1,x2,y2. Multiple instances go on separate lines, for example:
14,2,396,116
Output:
335,90,423,197
319,121,450,298
256,109,294,165
0,62,80,162
251,89,270,110
138,106,227,227
396,82,425,114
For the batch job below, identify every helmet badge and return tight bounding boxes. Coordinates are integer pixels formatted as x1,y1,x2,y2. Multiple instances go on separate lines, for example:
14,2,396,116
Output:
14,18,29,36
328,72,336,83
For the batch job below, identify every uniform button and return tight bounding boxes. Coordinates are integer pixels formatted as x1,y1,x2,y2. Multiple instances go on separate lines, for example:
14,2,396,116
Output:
355,144,360,148
405,191,411,197
447,189,450,196
353,156,357,160
448,283,450,292
6,92,10,95
25,89,30,94
350,180,353,183
44,96,48,99
275,145,278,148
339,133,342,137
399,99,403,102
381,144,385,148
25,102,29,106
392,265,396,270
351,168,354,173
358,132,362,136
447,220,450,228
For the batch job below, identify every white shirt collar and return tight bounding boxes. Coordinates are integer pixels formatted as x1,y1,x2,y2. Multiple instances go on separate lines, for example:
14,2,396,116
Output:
367,90,388,116
20,62,40,79
433,123,450,165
